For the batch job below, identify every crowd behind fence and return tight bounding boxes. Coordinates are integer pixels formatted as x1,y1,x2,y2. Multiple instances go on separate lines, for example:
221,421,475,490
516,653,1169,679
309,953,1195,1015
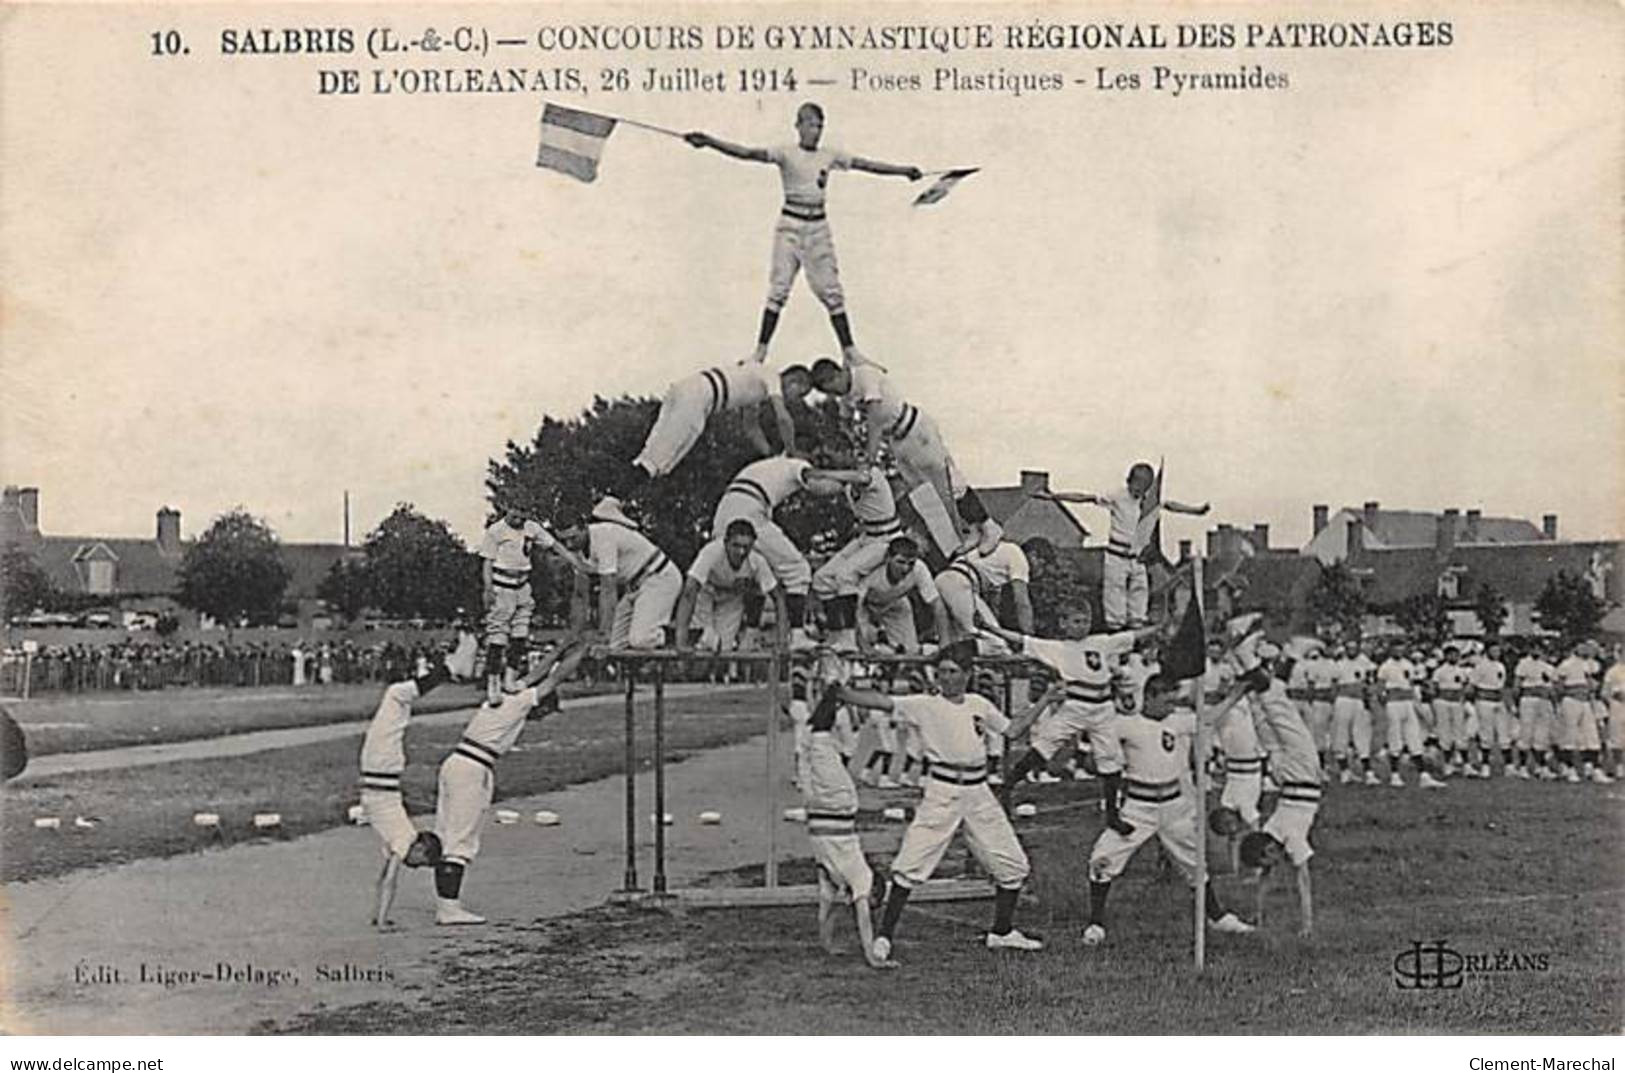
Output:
0,640,447,697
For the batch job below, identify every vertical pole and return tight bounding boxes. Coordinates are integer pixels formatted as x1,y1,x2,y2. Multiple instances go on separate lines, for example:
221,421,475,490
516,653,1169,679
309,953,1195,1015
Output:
22,650,33,701
621,664,640,893
1001,668,1013,790
653,658,667,895
1193,556,1209,973
765,650,781,889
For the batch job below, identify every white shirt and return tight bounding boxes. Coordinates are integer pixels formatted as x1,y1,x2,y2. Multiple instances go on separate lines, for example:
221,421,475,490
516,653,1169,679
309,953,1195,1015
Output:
688,538,779,596
892,692,1007,768
1469,657,1507,695
858,560,939,609
360,680,419,775
588,520,665,581
479,519,556,575
1104,490,1147,554
691,362,777,414
1217,697,1262,762
1115,710,1197,784
1021,631,1139,706
850,365,909,430
1515,656,1556,693
459,685,543,759
720,456,810,514
1604,663,1625,711
967,542,1031,591
797,733,859,816
769,142,851,208
1249,682,1321,786
1431,663,1468,698
1555,655,1596,694
1377,658,1417,699
849,467,901,534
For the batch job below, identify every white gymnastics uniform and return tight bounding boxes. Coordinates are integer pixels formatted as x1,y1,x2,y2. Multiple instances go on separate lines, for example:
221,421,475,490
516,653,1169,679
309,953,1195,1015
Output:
798,728,873,903
711,456,813,595
1018,631,1141,774
479,519,556,646
1088,708,1203,884
435,685,547,867
765,142,851,316
359,680,424,858
811,467,904,599
887,692,1030,891
587,518,680,649
687,537,779,652
635,362,780,478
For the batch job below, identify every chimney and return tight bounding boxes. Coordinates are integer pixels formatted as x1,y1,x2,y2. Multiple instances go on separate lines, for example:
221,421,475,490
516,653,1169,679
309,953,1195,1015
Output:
1252,523,1270,552
1346,519,1365,562
1205,526,1221,559
1542,514,1558,541
1362,500,1380,532
1018,470,1049,496
156,507,181,556
1464,509,1482,543
17,487,39,533
1177,539,1192,563
1312,504,1329,537
1436,508,1459,558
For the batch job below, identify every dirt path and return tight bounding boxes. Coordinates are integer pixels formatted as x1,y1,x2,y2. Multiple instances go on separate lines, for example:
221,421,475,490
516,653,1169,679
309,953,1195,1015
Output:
2,728,903,1035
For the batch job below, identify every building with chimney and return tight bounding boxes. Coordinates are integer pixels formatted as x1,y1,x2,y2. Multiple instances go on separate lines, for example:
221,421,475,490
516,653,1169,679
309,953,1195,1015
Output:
968,470,1091,551
1205,501,1623,639
1303,501,1545,564
1,486,355,628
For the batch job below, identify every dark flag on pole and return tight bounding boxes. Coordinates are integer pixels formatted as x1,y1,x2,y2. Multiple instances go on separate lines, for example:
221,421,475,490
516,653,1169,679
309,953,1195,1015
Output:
1137,457,1171,569
1160,584,1207,681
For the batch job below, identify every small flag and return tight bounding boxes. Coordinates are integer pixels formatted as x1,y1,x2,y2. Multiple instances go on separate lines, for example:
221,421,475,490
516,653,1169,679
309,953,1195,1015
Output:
913,168,979,206
537,104,618,182
1137,458,1171,568
1161,584,1207,681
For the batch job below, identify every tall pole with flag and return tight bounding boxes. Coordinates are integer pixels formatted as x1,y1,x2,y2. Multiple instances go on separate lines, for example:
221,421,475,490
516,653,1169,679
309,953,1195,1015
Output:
1158,559,1211,971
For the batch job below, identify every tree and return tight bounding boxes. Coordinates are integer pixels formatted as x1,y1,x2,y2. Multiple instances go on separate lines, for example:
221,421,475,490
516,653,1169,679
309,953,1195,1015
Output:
0,545,54,621
1024,541,1092,636
487,394,861,614
360,505,481,623
317,557,372,623
1473,581,1508,639
1307,562,1367,642
176,509,291,627
1534,570,1603,642
1393,592,1450,646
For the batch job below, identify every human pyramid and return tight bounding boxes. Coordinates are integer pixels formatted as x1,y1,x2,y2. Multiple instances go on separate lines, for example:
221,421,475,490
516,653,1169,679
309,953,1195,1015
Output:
351,100,1282,954
349,101,1625,966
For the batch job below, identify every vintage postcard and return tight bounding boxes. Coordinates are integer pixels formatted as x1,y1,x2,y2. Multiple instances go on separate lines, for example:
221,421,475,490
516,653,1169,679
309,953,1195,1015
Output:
1,0,1621,1052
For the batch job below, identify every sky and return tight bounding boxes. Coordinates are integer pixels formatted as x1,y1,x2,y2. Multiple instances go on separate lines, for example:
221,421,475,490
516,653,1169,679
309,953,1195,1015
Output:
2,3,1621,556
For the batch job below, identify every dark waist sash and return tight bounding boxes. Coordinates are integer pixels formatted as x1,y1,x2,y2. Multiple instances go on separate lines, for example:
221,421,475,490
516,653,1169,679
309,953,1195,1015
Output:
1125,777,1182,803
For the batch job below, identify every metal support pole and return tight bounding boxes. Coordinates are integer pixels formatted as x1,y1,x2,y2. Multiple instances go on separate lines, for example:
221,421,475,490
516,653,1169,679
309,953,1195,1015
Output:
1000,671,1013,789
765,650,781,889
1193,555,1209,973
653,659,668,895
620,668,640,893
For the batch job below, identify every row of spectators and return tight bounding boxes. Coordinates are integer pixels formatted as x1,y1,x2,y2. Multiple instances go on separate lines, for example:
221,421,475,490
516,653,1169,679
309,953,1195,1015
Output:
0,640,447,695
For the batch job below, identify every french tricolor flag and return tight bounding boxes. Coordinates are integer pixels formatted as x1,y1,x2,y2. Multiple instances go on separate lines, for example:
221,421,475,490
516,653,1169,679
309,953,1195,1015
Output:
537,104,618,183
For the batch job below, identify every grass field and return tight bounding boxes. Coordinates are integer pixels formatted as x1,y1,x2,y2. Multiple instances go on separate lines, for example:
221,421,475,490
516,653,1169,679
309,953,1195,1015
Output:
5,680,625,755
277,775,1625,1035
2,689,770,883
